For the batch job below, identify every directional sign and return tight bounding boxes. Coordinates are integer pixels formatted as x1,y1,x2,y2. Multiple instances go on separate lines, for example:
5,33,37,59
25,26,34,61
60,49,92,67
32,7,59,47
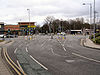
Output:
28,25,36,28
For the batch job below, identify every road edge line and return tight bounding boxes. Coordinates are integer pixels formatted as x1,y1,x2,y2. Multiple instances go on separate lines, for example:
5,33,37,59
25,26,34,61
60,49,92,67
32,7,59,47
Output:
4,47,26,75
3,48,21,75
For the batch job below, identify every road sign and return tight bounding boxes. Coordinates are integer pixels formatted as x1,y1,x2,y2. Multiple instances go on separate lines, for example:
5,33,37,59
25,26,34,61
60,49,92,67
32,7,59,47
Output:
28,25,36,28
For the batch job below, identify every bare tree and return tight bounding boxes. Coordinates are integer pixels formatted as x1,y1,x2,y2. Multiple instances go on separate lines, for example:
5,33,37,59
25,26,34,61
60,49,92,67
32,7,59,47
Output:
44,16,55,33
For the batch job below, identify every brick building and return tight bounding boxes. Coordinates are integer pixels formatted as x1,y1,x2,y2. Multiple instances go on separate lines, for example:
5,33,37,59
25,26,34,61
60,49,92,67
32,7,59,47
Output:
4,25,20,35
4,22,36,35
4,25,20,31
18,22,36,35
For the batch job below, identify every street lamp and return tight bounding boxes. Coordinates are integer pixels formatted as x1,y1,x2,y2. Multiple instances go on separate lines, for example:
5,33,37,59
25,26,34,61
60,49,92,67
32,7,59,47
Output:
83,3,92,34
95,11,99,30
27,9,30,35
93,0,96,41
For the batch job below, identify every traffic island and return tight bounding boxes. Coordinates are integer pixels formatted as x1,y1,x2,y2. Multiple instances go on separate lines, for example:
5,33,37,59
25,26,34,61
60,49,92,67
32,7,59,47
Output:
81,38,100,50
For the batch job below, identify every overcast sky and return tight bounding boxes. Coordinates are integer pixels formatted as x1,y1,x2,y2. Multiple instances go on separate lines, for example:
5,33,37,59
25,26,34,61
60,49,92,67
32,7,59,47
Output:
0,0,100,25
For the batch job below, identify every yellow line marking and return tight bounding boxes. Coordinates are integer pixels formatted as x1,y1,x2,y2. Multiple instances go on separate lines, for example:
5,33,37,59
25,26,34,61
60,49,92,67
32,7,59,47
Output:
72,53,100,63
4,48,26,75
3,48,21,75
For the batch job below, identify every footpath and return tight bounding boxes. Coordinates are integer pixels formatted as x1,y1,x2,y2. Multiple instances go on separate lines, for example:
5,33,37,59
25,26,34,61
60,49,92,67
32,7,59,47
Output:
0,41,13,75
83,38,100,50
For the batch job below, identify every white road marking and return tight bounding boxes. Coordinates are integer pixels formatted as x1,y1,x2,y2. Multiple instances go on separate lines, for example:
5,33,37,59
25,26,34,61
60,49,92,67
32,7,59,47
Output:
51,48,61,56
61,44,64,47
63,47,66,51
30,55,48,70
63,39,67,45
41,40,48,47
14,48,17,54
51,48,55,55
72,53,100,63
65,60,75,63
50,48,67,57
26,47,28,52
16,60,26,75
57,39,66,51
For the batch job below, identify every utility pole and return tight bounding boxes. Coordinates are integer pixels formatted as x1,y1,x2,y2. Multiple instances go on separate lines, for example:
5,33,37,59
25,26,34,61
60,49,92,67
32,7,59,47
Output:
93,0,96,41
27,9,30,35
27,9,31,40
83,3,92,35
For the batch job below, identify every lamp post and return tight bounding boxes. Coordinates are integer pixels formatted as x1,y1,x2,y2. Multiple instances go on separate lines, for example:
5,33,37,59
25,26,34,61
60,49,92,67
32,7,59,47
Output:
96,12,99,30
27,9,30,35
83,3,92,35
93,0,96,41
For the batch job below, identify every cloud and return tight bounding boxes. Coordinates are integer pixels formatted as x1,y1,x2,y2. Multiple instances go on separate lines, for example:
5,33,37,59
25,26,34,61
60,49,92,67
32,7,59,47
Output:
0,0,100,25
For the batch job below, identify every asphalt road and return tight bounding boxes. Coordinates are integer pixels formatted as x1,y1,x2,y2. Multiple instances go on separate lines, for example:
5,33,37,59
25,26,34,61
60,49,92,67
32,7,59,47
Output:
5,35,100,75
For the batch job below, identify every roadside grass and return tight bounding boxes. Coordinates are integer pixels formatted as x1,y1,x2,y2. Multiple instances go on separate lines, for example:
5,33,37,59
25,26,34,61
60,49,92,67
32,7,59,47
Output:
89,33,100,44
0,40,4,42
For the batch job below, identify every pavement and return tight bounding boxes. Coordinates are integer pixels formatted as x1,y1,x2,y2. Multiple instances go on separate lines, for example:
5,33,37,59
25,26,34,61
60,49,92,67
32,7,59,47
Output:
83,38,100,50
0,41,13,75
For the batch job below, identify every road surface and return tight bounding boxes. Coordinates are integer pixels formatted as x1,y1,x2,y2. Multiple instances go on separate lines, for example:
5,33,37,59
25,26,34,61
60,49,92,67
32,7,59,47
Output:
5,35,100,75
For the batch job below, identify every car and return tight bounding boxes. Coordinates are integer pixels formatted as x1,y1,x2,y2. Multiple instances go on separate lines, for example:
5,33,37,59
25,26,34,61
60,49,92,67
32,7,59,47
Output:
0,34,6,38
60,32,66,36
6,35,14,38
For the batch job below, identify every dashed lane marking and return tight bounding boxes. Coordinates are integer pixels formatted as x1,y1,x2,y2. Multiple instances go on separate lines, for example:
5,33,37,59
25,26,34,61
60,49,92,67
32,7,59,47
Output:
14,48,17,54
61,44,64,47
63,47,66,51
30,55,48,70
26,47,28,52
72,52,100,63
57,38,66,51
50,48,67,57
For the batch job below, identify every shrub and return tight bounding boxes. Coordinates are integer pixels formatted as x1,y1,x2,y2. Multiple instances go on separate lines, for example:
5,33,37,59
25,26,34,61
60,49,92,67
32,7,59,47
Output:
95,36,100,44
89,33,100,39
0,40,4,42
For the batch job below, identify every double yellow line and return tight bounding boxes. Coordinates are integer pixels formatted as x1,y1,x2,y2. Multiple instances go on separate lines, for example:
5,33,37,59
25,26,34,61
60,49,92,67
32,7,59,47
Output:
3,48,26,75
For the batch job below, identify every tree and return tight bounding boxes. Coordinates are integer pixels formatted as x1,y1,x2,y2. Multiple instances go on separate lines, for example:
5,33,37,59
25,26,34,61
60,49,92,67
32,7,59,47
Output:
35,25,41,33
44,16,55,33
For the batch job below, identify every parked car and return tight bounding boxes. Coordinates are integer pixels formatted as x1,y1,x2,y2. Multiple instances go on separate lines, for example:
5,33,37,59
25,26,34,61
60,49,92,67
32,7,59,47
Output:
60,32,66,36
0,34,6,38
6,34,16,38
